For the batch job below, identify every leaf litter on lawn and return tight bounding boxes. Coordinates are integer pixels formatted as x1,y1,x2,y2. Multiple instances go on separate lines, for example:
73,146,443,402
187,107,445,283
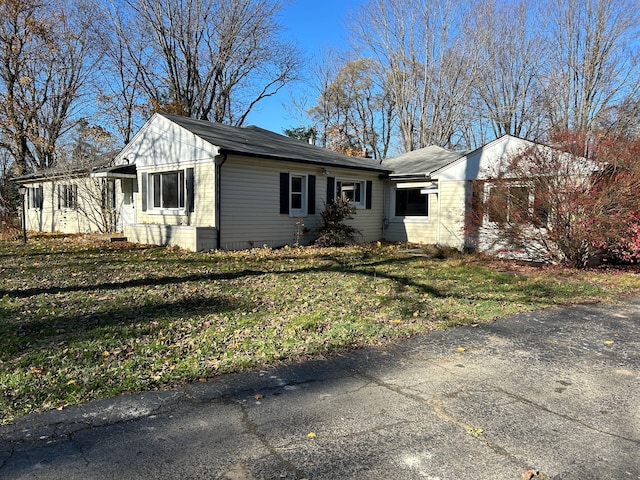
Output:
1,236,640,424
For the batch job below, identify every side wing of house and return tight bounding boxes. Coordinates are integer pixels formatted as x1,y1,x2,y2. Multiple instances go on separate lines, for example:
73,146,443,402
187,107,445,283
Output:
218,155,385,250
434,135,544,252
21,175,120,234
382,135,539,250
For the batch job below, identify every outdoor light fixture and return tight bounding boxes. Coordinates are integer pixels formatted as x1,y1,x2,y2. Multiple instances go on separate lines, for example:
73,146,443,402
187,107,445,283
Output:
321,168,329,176
18,185,27,244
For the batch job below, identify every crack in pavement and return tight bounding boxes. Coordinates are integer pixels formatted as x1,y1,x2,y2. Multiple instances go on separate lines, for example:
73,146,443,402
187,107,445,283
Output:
236,399,305,479
491,384,640,445
355,370,543,476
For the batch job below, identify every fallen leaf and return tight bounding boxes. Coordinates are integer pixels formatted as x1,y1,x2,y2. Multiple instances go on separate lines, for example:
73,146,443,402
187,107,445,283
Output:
31,366,47,375
603,340,614,345
522,469,539,480
198,377,207,383
102,351,110,358
465,425,483,437
307,432,317,438
254,393,264,400
456,347,466,352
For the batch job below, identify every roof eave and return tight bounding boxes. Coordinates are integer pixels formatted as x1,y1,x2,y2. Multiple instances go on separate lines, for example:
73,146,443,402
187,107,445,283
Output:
219,148,392,174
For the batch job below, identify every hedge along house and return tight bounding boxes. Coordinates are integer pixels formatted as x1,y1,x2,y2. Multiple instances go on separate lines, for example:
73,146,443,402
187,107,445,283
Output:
105,113,392,251
380,134,548,251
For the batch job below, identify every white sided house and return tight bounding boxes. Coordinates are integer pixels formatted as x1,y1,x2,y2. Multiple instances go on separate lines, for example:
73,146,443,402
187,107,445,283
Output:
380,135,548,251
17,114,560,253
106,113,391,251
18,159,129,235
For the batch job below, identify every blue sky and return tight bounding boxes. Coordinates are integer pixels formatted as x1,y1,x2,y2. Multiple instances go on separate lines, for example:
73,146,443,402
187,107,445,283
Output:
244,0,363,134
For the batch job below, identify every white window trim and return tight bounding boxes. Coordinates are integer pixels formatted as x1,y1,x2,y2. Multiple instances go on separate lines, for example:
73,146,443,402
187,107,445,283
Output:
148,170,186,215
390,186,430,222
59,184,78,210
289,172,308,217
27,186,43,210
335,177,366,208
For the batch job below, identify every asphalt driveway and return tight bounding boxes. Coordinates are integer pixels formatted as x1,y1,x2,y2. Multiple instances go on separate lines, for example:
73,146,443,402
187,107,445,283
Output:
1,298,639,479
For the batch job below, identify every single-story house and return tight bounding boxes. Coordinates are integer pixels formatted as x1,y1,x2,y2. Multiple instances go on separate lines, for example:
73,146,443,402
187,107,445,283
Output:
19,113,392,250
17,114,553,252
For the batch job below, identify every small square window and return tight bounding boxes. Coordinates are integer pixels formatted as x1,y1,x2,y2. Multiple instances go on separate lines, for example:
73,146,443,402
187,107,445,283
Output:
336,179,365,207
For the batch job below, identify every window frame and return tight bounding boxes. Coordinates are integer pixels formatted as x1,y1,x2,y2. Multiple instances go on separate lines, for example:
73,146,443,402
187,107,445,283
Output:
102,179,116,211
335,177,366,208
289,173,308,216
58,184,78,210
393,187,429,219
150,170,185,212
27,186,43,210
486,183,545,225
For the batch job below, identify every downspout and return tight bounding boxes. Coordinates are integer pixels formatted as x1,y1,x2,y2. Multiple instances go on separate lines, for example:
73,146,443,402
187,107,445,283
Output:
215,153,228,250
436,191,441,245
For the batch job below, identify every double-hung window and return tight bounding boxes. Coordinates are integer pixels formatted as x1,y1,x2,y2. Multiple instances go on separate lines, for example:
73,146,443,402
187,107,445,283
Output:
326,176,372,210
290,174,307,215
58,184,78,209
152,171,184,209
487,184,529,223
102,179,116,210
280,172,315,216
28,186,43,209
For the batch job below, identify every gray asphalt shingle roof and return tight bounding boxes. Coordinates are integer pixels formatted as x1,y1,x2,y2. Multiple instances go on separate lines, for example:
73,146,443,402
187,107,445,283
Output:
381,145,463,176
163,114,391,174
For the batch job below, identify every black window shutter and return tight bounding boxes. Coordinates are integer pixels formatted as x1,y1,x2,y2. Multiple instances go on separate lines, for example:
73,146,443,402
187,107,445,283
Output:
280,172,289,214
308,175,316,214
57,185,61,210
186,168,195,212
37,186,43,209
141,173,148,212
326,176,335,204
366,180,373,209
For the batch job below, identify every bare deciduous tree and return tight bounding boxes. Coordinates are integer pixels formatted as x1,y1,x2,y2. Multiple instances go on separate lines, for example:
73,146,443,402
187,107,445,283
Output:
118,0,302,126
543,0,640,136
0,0,104,173
349,0,479,151
467,0,546,142
309,57,394,159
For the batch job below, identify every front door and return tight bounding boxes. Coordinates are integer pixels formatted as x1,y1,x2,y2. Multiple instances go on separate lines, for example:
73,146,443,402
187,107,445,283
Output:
119,178,136,231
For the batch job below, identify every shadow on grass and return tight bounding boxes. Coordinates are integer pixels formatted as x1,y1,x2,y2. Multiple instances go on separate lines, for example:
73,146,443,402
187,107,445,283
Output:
0,255,447,300
0,292,243,361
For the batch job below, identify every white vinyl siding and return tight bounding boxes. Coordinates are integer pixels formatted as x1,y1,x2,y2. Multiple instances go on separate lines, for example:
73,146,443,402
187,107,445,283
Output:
23,177,122,234
219,155,384,250
437,181,468,248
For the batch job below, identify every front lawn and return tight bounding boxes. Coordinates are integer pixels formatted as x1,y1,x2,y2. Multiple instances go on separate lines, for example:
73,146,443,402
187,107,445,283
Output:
1,236,639,424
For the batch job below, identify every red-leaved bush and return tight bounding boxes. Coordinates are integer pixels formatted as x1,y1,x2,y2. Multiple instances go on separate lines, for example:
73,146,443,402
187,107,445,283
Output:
476,130,640,267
